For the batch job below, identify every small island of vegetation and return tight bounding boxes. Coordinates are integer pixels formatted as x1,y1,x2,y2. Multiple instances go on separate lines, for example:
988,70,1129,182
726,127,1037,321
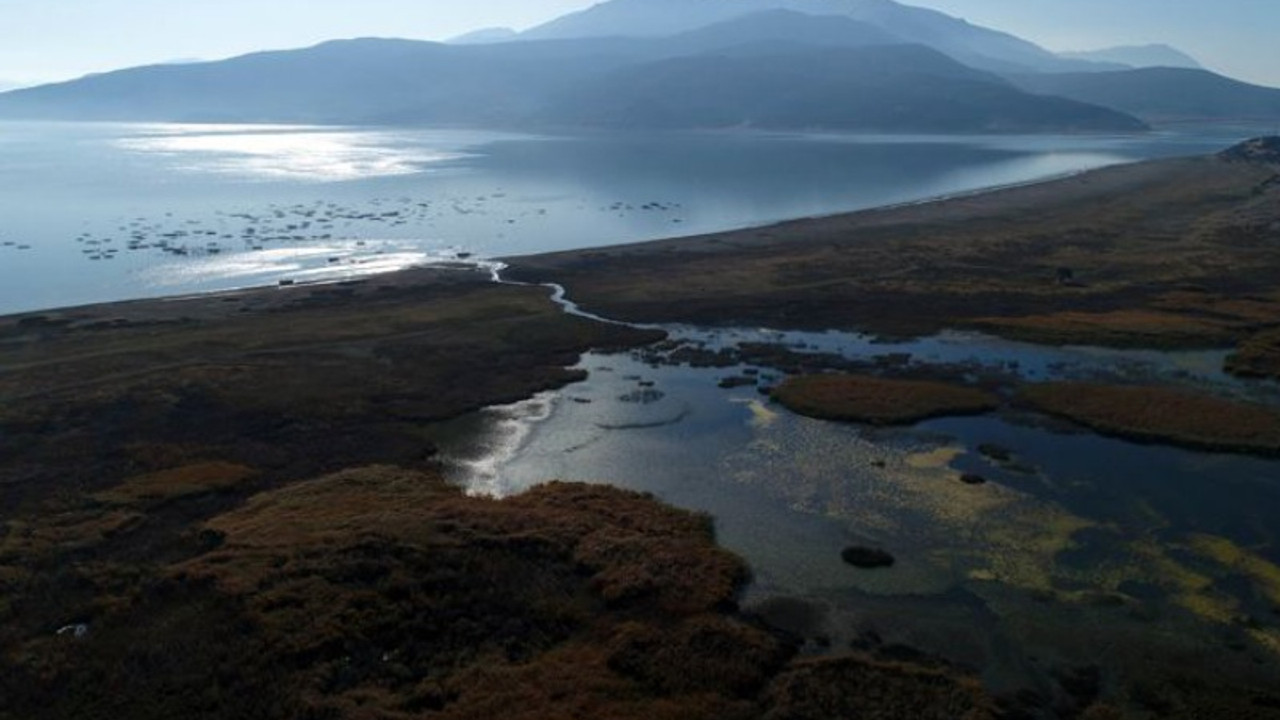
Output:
771,373,997,426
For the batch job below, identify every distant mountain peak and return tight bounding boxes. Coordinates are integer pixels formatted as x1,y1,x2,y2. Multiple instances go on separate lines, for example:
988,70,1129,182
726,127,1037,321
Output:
1060,44,1203,70
518,0,1110,73
663,9,903,50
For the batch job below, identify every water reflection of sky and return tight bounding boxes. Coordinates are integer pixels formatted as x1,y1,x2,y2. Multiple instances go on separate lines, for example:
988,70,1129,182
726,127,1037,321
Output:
135,241,440,289
0,122,1269,315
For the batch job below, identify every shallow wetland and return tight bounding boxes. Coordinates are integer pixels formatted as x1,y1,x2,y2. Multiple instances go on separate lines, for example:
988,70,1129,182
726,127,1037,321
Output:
4,130,1280,717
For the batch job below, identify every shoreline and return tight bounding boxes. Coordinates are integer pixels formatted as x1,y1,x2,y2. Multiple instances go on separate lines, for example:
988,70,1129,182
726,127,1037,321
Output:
0,130,1210,322
5,140,1280,718
0,164,1100,322
504,147,1280,356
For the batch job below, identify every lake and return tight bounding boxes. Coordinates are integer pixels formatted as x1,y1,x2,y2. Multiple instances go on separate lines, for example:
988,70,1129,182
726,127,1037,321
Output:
0,121,1260,316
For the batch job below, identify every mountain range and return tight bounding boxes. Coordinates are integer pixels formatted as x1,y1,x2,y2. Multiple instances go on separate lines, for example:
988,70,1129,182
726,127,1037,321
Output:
0,0,1276,132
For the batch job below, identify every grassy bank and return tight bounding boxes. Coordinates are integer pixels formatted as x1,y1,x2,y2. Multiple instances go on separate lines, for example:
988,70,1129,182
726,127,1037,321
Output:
507,148,1280,374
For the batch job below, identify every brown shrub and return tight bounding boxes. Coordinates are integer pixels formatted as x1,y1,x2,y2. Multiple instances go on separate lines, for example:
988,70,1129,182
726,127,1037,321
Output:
170,468,770,719
96,462,257,505
1020,382,1280,454
773,374,997,425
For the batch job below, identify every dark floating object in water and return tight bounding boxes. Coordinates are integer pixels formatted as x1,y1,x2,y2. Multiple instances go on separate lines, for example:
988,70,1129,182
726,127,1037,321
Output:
278,279,295,287
841,546,895,569
618,389,665,405
960,473,988,486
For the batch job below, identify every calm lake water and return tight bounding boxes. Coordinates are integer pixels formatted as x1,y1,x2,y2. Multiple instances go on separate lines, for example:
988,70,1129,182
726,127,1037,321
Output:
0,121,1260,315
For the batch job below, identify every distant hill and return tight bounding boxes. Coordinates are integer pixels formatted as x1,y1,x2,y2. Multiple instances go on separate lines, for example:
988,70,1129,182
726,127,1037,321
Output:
0,26,1147,133
1012,67,1280,123
447,27,519,45
544,44,1146,132
519,0,1109,73
1059,44,1202,71
0,38,641,125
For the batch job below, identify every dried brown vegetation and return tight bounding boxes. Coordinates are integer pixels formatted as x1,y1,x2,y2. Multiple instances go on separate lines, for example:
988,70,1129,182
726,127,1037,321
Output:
1020,382,1280,455
507,152,1280,371
0,269,660,518
0,269,1001,719
772,373,997,425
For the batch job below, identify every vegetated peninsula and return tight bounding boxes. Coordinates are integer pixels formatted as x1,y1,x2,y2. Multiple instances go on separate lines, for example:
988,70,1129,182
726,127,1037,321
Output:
1019,382,1280,456
4,139,1280,718
772,373,997,425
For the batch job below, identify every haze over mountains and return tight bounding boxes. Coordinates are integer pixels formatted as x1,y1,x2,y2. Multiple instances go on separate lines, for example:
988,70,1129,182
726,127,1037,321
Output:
1,0,1277,131
1060,44,1203,71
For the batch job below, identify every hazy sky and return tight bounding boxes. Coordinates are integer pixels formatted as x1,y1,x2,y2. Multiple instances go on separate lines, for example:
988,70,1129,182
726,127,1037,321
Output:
1,0,1276,87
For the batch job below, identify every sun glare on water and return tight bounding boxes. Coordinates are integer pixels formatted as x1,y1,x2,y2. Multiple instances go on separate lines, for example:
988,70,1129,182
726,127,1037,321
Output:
115,125,472,181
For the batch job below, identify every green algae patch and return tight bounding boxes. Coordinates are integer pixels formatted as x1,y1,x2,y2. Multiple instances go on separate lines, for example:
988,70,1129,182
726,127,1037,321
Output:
1188,534,1280,608
772,373,997,426
1020,382,1280,455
